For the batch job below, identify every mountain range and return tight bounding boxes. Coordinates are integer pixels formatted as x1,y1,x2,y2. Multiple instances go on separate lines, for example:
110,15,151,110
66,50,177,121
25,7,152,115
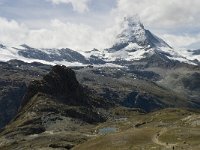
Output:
0,17,199,67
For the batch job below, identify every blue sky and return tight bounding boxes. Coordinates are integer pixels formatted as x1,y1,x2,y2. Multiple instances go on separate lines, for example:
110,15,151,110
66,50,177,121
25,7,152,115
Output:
0,0,116,28
0,0,200,50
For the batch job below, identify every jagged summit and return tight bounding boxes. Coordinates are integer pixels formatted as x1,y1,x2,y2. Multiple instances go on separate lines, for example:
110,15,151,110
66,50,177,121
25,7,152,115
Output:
117,16,146,45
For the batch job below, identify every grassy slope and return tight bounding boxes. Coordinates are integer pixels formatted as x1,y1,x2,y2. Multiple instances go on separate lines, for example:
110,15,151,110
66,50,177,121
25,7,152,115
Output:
74,108,200,150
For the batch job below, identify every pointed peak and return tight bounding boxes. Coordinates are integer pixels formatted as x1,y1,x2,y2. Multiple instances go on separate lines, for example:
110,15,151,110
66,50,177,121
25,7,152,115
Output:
114,15,147,47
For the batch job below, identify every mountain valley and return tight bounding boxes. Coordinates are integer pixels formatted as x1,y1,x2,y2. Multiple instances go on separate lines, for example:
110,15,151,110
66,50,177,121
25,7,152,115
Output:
0,17,199,150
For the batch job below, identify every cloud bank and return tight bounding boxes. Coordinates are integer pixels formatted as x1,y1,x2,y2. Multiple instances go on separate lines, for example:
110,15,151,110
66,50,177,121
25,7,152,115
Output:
113,0,200,29
0,17,119,51
161,34,200,49
48,0,91,13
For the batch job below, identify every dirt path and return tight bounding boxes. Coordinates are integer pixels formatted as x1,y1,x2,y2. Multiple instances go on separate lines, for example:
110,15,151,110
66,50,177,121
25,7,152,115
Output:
152,128,177,149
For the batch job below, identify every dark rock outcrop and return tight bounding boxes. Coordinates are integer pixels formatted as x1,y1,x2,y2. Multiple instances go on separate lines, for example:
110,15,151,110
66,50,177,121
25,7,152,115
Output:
21,65,86,107
16,65,109,125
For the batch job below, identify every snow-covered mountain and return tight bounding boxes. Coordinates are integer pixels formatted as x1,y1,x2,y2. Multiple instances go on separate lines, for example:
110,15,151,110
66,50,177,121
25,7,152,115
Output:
101,17,197,64
0,44,85,66
110,17,171,51
0,44,107,66
84,17,199,66
0,17,199,67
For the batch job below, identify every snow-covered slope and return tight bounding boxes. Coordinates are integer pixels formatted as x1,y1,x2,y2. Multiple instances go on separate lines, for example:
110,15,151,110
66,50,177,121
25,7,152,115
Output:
0,44,89,66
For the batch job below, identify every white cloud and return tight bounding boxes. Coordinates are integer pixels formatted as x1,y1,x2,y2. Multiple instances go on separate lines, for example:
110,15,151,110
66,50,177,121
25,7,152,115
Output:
0,17,119,51
113,0,200,29
161,34,200,49
0,17,29,45
48,0,91,13
1,16,200,51
1,0,200,50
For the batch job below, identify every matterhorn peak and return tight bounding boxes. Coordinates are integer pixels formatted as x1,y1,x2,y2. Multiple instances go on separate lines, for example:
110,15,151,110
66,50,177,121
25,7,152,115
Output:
110,15,171,51
112,15,151,50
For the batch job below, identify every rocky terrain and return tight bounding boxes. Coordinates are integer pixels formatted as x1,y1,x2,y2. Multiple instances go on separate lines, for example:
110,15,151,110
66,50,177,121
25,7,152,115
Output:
0,60,50,128
0,64,111,149
0,59,199,149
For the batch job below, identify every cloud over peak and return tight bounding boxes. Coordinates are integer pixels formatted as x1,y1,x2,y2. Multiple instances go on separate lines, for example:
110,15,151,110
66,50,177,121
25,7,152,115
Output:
113,0,200,29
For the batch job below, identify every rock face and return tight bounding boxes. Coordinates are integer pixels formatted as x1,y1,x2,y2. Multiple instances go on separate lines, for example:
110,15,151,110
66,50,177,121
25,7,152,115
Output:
122,91,165,112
